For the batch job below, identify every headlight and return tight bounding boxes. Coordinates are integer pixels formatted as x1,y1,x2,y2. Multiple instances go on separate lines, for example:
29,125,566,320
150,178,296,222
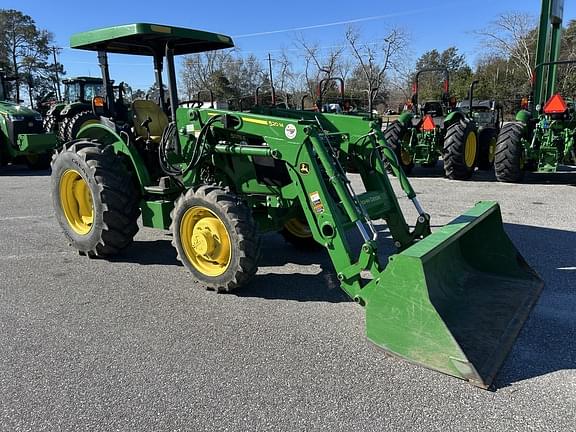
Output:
8,114,25,121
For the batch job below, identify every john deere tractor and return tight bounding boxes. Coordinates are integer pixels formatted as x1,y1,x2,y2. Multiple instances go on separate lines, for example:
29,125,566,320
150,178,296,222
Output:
384,68,480,180
43,77,104,143
0,72,58,169
50,23,542,389
495,0,575,182
457,80,503,170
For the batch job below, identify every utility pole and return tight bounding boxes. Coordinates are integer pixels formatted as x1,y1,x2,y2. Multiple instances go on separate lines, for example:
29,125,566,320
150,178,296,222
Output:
52,46,62,100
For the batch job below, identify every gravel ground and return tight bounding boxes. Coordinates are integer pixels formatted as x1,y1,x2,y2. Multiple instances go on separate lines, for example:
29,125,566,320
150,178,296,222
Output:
0,163,575,431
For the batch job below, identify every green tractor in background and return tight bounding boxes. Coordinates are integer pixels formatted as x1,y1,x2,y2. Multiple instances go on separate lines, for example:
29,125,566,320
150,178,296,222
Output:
43,76,103,142
495,0,575,182
457,80,503,170
43,76,130,144
0,71,58,169
49,23,542,389
384,68,480,180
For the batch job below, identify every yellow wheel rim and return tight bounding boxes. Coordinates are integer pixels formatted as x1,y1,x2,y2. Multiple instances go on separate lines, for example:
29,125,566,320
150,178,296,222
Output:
284,218,312,238
464,132,477,168
488,137,496,163
400,150,413,166
59,169,94,235
180,206,231,277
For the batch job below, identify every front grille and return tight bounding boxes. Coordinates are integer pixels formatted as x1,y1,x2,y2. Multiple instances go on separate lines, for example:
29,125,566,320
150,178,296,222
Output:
7,118,44,145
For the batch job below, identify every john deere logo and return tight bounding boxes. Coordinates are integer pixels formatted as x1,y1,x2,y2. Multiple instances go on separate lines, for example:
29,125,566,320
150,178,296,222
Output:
299,163,310,174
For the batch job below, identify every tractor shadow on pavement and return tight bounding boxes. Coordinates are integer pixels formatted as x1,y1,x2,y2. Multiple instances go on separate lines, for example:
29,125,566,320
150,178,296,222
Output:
0,164,50,176
407,162,576,185
494,223,576,388
110,238,183,266
237,232,351,303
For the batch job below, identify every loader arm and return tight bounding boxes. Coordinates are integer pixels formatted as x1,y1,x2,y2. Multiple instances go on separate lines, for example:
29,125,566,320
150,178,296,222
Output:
175,108,542,388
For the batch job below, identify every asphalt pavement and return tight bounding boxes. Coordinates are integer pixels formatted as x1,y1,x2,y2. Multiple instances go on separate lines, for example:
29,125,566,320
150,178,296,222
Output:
0,163,575,431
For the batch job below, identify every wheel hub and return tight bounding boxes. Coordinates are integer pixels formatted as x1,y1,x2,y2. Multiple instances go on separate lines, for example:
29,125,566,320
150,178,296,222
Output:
465,132,477,168
191,219,221,257
180,207,231,277
59,169,94,235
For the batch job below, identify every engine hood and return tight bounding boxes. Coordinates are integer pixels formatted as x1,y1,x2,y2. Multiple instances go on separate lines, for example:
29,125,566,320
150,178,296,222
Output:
0,100,41,118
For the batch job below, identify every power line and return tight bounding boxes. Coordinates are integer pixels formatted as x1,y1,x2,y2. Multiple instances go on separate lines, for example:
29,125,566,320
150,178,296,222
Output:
232,5,457,38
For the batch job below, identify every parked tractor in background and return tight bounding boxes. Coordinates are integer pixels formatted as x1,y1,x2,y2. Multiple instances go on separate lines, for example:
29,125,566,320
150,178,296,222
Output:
384,68,480,180
43,77,104,142
457,80,503,170
0,71,58,169
51,23,542,389
44,77,131,144
495,0,575,182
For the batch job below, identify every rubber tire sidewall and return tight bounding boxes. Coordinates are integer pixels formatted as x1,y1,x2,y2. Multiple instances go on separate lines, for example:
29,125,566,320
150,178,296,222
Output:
477,127,497,170
172,192,246,289
51,147,105,252
443,119,477,180
383,121,415,175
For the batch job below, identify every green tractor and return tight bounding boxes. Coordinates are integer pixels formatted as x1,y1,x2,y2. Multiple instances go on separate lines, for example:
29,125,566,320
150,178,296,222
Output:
50,23,542,389
43,76,104,143
495,0,575,182
384,68,480,180
457,80,503,170
0,72,58,169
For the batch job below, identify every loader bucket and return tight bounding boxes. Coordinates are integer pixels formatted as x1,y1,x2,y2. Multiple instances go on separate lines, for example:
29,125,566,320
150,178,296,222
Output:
365,201,543,388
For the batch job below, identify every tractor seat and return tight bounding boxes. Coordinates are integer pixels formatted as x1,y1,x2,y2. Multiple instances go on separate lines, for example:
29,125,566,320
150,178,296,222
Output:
132,99,169,143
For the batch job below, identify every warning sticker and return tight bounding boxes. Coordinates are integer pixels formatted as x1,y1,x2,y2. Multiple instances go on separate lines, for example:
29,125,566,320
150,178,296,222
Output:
309,191,324,214
285,123,297,140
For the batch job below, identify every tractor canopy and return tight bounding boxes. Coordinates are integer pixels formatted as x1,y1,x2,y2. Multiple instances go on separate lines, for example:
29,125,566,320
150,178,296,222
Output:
70,23,234,55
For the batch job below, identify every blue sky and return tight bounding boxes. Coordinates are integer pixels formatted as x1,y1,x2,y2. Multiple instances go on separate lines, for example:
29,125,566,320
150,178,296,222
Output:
4,0,575,91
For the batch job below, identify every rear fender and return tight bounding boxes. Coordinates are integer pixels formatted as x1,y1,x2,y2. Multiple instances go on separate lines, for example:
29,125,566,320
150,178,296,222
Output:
76,123,151,189
397,111,414,126
515,110,531,125
444,111,465,127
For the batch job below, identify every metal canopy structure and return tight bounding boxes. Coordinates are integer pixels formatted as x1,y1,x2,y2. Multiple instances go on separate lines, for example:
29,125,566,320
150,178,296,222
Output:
70,23,234,56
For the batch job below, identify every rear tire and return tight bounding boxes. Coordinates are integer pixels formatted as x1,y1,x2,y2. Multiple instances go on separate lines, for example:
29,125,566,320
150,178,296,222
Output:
494,122,526,183
63,111,100,142
43,114,58,134
477,128,498,170
383,120,415,175
51,140,140,256
443,119,478,180
171,185,261,292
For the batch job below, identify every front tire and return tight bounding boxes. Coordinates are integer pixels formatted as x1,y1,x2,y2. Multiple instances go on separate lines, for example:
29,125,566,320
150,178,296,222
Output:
51,140,140,256
494,122,526,183
383,120,415,174
443,119,478,180
171,185,261,292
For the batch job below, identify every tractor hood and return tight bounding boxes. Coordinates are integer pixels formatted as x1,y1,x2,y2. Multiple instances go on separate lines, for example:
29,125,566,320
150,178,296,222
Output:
0,100,42,119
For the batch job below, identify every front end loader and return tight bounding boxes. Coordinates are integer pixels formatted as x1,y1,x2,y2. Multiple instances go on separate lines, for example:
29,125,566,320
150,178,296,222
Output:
384,68,480,180
50,23,542,389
